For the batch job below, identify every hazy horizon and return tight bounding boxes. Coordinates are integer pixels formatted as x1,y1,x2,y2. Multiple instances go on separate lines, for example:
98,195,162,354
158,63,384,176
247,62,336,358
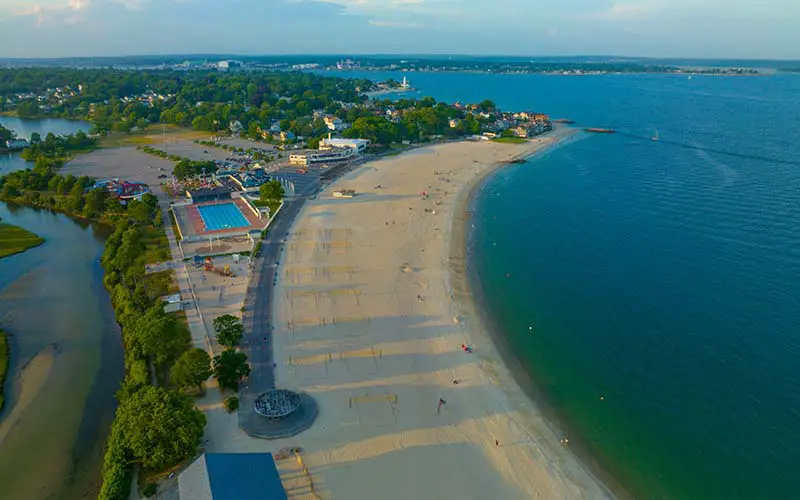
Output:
1,0,799,60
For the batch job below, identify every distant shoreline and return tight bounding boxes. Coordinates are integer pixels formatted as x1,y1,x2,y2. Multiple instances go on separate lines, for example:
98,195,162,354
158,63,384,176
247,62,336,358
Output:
327,68,771,77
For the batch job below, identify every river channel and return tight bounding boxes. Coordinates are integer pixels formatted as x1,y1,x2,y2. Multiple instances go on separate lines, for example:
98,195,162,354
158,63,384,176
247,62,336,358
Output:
0,116,122,500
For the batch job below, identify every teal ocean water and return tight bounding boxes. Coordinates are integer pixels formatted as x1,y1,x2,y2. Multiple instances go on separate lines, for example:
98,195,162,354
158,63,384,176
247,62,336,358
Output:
329,71,800,499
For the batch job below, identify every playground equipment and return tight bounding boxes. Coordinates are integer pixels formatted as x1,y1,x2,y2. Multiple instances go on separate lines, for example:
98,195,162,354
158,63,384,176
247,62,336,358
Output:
204,257,235,277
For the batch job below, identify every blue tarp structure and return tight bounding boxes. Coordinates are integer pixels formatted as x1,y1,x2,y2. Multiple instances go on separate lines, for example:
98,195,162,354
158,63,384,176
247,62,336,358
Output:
204,453,287,500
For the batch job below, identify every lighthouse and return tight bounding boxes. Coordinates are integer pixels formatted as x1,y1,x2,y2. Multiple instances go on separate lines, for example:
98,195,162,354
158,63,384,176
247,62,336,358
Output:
401,76,410,89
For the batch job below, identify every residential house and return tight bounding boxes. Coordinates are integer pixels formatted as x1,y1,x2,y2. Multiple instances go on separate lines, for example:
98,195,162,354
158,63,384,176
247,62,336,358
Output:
324,116,350,131
513,126,530,138
229,120,244,134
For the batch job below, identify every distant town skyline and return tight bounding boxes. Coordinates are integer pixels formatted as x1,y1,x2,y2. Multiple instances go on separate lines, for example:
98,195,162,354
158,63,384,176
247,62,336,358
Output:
1,0,799,60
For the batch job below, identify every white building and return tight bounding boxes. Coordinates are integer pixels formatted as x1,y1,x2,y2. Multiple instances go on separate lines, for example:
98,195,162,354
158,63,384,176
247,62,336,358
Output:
289,147,356,166
5,139,30,150
319,137,370,153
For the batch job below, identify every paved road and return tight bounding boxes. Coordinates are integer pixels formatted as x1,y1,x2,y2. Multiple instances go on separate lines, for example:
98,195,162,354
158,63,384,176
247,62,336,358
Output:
241,178,320,395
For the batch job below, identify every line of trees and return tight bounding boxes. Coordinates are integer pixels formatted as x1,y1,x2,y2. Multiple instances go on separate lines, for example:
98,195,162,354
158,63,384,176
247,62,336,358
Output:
0,162,205,499
0,163,160,223
20,130,96,161
1,68,368,135
2,68,512,150
0,123,14,143
99,218,205,499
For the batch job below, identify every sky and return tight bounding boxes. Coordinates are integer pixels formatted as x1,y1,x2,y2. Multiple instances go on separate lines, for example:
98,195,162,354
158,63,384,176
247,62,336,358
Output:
1,0,799,59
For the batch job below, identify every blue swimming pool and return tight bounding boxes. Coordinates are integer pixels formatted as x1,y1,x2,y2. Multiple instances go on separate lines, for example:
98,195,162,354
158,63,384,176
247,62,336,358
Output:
197,203,250,231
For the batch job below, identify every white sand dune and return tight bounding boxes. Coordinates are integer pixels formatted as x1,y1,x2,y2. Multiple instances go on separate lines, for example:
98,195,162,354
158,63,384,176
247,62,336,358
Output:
208,130,615,499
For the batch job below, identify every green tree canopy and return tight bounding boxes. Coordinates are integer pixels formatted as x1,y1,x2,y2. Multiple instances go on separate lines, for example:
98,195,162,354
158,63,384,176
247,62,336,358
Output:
128,303,188,366
116,385,206,470
258,180,285,202
212,314,244,347
171,348,212,390
213,348,251,390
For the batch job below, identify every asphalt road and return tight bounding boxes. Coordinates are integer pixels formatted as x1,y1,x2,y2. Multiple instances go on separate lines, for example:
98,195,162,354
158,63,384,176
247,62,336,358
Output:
241,178,320,394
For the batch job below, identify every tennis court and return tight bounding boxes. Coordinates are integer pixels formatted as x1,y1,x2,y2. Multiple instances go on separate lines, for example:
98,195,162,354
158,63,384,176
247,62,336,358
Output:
197,202,251,231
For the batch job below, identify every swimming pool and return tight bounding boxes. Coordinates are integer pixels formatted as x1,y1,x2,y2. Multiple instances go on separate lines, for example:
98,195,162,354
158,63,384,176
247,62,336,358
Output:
197,203,250,231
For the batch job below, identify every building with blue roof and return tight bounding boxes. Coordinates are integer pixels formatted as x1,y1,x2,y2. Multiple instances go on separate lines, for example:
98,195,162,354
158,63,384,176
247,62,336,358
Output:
178,453,287,500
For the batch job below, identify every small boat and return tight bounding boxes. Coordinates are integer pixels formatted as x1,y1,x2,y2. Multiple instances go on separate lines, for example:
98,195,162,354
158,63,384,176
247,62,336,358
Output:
651,129,659,141
585,128,615,134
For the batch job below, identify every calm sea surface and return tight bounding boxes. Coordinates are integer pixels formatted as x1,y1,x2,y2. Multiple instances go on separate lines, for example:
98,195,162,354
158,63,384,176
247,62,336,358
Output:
330,70,800,499
0,117,89,175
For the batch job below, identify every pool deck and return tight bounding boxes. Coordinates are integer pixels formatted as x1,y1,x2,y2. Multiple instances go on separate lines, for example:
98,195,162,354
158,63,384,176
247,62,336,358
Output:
183,198,264,239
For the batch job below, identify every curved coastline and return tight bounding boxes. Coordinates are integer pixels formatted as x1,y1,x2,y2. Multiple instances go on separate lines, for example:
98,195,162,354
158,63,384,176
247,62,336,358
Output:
446,129,631,499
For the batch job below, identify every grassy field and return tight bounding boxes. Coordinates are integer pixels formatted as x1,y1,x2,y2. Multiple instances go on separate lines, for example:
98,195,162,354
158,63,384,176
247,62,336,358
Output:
0,330,8,412
0,222,45,259
492,136,529,144
140,225,172,265
98,125,209,148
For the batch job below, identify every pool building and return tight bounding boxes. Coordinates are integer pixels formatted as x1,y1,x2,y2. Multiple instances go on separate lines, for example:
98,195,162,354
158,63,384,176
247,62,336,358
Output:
187,186,233,204
171,192,268,244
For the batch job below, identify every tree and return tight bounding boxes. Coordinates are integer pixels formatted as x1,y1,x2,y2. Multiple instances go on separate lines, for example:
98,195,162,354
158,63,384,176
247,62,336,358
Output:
213,349,251,390
84,187,107,216
258,180,285,202
116,385,206,470
171,348,212,390
213,314,244,347
129,303,188,366
223,396,239,412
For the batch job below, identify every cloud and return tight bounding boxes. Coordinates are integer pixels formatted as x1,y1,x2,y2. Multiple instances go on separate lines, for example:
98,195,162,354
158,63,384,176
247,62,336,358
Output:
602,0,665,20
111,0,150,10
368,19,424,28
68,0,90,9
9,0,89,25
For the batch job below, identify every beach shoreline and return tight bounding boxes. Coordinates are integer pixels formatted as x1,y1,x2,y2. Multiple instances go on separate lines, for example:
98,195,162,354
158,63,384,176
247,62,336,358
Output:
237,125,616,499
448,131,634,500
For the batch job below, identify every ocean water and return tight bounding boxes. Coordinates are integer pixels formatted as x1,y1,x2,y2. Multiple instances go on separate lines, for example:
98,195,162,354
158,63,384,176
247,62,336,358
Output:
330,70,800,499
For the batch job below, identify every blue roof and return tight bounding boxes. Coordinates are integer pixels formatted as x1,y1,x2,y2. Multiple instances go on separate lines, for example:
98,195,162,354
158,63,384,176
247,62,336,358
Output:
204,453,287,500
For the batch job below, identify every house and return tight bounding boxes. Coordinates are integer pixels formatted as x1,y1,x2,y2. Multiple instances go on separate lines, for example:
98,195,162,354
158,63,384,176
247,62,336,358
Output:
229,120,243,134
324,116,349,131
280,131,295,142
449,119,460,128
494,120,511,131
513,126,530,138
4,139,30,150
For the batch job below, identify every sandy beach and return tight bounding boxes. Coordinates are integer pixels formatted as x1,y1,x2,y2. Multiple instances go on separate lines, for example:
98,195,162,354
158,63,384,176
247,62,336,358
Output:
204,128,614,499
